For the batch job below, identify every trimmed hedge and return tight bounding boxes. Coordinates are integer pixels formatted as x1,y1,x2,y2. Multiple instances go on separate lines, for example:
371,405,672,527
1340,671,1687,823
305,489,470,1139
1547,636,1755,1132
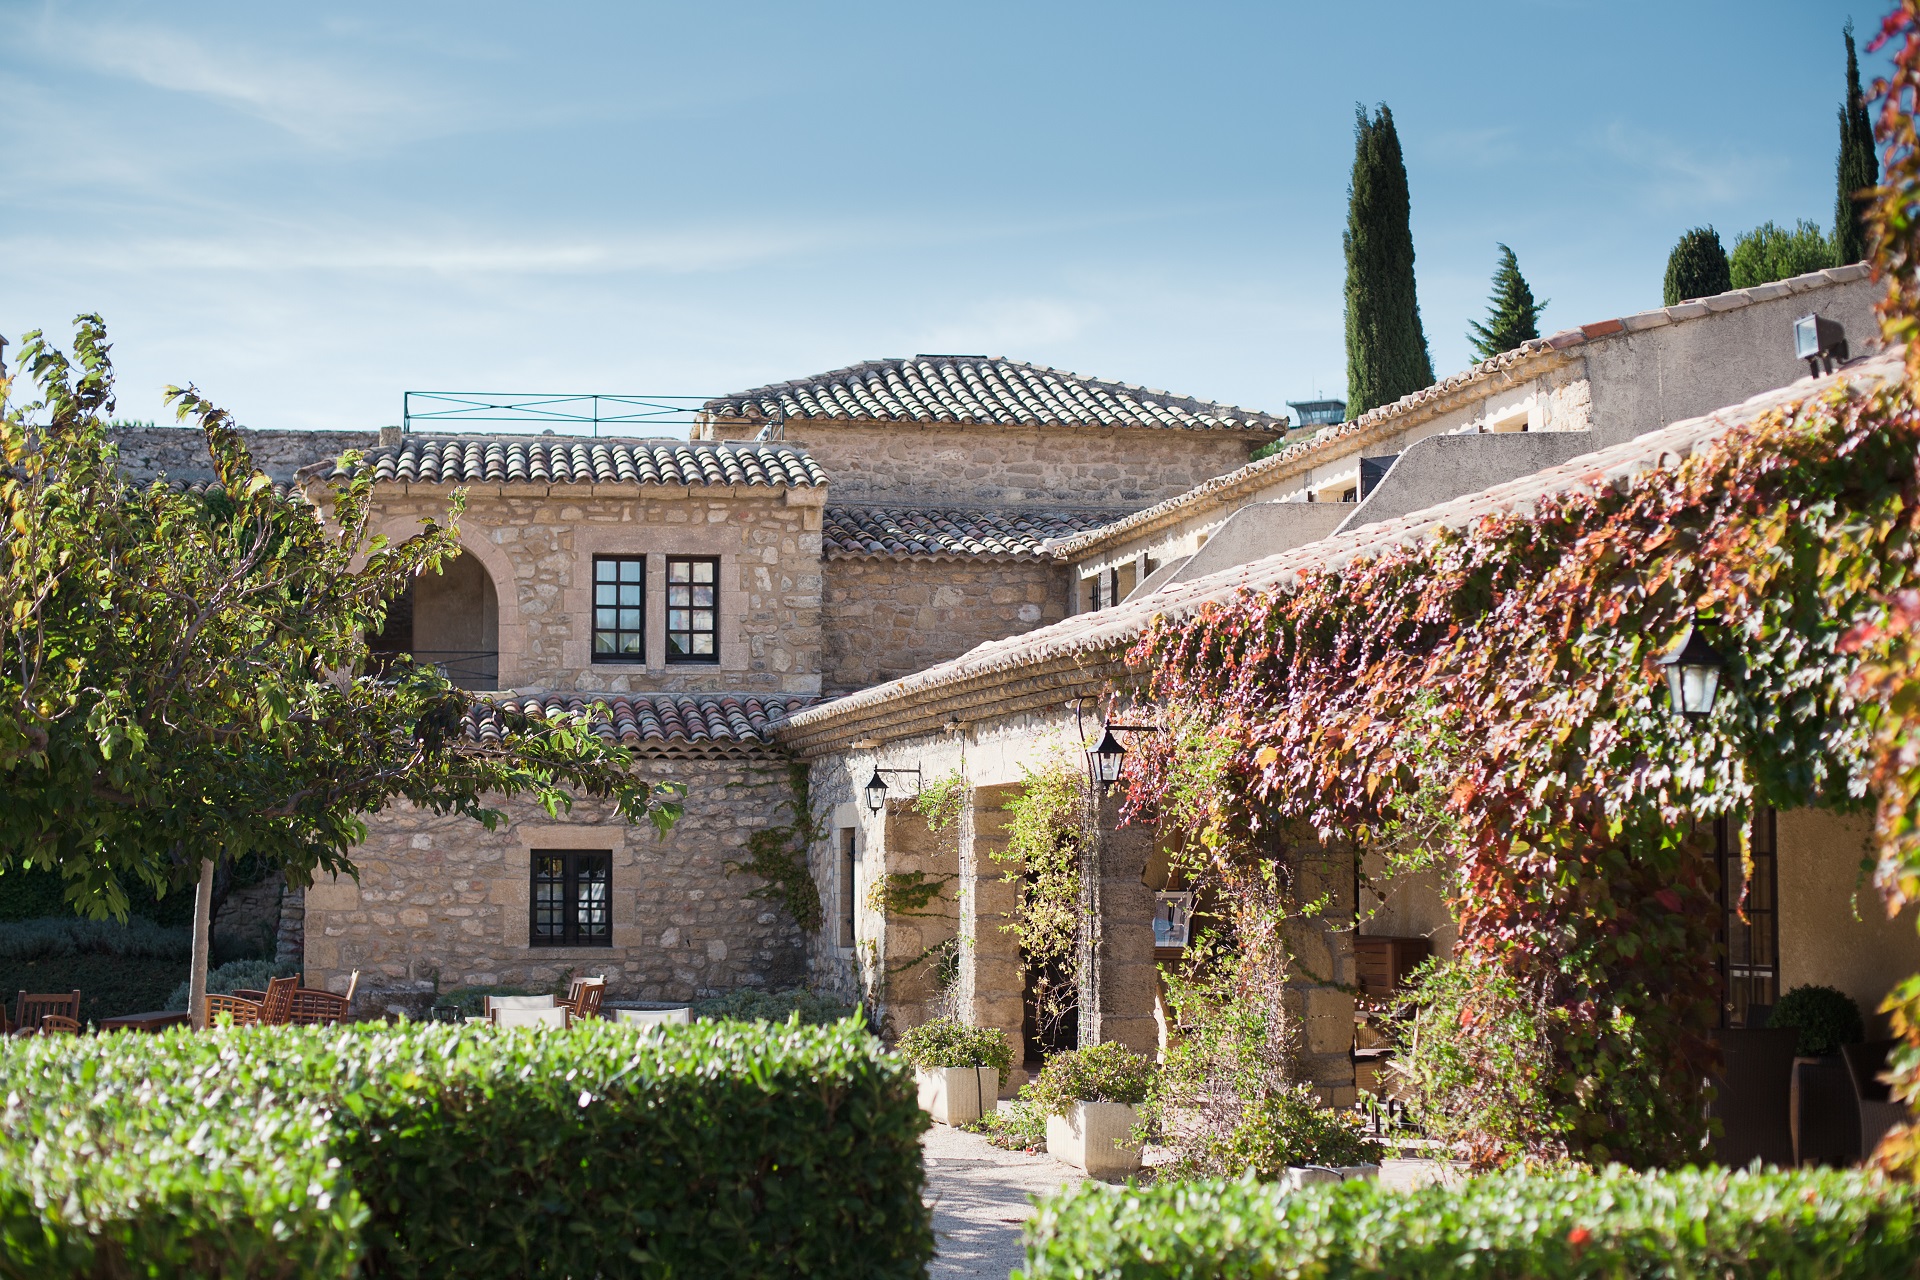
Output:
0,954,188,1025
1019,1166,1920,1279
0,1018,931,1279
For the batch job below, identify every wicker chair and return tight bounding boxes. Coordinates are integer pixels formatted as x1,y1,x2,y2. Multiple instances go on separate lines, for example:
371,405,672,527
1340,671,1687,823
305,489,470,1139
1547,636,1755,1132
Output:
563,977,608,1022
204,994,263,1027
13,991,81,1037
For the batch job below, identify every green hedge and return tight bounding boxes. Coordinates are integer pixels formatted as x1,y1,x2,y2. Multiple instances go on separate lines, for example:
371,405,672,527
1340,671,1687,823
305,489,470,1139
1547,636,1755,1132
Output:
1020,1166,1920,1279
0,1018,931,1279
0,954,188,1024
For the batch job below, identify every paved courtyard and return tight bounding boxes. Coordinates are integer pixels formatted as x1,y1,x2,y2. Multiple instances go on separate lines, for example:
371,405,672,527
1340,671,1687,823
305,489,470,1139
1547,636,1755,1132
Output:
922,1124,1084,1279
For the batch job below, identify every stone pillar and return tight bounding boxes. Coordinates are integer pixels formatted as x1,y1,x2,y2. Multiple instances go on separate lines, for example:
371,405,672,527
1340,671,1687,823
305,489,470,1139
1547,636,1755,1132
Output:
961,784,1028,1077
877,803,958,1032
1079,792,1160,1056
1284,841,1359,1107
276,880,306,972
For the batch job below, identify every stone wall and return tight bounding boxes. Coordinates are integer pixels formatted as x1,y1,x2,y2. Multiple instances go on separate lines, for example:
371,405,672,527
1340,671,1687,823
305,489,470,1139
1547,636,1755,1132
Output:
301,752,809,1000
822,557,1069,694
112,425,380,484
365,485,824,695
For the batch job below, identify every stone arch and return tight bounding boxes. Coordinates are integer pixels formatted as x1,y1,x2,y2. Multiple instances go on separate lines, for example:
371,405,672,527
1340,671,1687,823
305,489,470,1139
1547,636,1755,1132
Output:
370,524,520,690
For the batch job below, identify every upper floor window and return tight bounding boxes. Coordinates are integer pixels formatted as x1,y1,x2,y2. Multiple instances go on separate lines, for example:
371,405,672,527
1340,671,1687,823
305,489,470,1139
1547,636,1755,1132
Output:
530,850,612,948
593,556,645,663
666,556,719,663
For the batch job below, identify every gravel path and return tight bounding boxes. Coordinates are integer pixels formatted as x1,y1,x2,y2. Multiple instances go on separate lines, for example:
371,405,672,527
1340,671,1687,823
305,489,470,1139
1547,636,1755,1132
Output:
922,1124,1084,1279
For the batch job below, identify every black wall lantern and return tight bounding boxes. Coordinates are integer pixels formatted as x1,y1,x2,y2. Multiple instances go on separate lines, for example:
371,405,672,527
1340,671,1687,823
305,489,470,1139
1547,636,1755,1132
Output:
1660,623,1728,720
864,765,921,812
1086,721,1157,795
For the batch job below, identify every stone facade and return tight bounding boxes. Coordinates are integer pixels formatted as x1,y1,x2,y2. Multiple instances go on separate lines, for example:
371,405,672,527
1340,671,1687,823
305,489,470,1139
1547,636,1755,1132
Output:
302,753,808,1000
822,557,1067,694
112,425,380,484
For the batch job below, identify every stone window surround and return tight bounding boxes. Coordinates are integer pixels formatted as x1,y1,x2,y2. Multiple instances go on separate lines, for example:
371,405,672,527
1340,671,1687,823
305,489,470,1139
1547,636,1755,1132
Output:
563,525,751,673
506,820,642,957
529,848,614,948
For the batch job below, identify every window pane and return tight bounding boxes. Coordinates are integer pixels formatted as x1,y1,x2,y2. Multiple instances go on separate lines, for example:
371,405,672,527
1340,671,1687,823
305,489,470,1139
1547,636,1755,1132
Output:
669,585,691,606
619,634,642,654
693,561,714,583
669,609,689,630
667,635,686,655
594,633,615,654
692,585,714,607
620,559,642,582
595,560,616,582
595,608,616,629
619,585,640,606
693,634,714,654
618,609,641,631
669,561,690,582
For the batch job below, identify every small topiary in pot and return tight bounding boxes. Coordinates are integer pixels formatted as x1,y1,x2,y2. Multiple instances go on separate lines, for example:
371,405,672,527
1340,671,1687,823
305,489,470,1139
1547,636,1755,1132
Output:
897,1017,1015,1075
1771,985,1865,1058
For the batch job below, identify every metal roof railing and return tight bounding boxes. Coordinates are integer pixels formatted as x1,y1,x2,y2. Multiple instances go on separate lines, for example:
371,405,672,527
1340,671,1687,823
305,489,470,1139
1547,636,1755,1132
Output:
401,393,723,437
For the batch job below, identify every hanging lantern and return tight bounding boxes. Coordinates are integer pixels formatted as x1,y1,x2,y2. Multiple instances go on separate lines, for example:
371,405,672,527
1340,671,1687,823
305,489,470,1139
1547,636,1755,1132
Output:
864,767,888,813
1088,725,1128,792
1660,624,1728,720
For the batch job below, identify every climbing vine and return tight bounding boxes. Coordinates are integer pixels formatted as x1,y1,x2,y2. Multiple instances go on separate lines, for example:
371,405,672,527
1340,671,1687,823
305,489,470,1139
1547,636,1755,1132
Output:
729,761,824,932
999,755,1089,1048
867,769,964,981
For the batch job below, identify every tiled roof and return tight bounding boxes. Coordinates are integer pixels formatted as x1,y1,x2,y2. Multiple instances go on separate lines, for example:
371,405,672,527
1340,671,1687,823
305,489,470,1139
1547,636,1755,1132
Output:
333,437,827,488
1049,263,1875,559
823,506,1116,561
172,477,301,500
777,349,1901,753
705,356,1286,433
466,693,812,752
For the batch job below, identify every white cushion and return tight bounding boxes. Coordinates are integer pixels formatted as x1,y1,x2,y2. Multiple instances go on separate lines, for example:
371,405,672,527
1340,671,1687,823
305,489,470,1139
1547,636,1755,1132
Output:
492,1005,569,1028
614,1006,692,1026
484,994,557,1015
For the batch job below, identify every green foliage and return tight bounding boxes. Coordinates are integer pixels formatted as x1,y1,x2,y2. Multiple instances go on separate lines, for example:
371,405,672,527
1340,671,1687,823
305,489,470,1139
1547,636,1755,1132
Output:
164,958,299,1011
690,986,859,1026
1663,226,1732,304
897,1016,1015,1075
1019,1166,1920,1279
964,1086,1048,1151
0,864,194,925
1344,102,1434,417
1000,756,1087,1046
0,915,188,961
732,761,825,931
0,1019,932,1279
1836,21,1878,264
0,318,681,925
865,870,953,918
0,955,186,1025
1771,983,1865,1057
1029,1042,1154,1117
913,768,968,833
1729,220,1839,289
1465,243,1546,362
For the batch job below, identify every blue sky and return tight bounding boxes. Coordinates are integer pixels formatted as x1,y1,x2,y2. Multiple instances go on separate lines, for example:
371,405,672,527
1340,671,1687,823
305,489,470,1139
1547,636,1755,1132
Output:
0,1,1888,433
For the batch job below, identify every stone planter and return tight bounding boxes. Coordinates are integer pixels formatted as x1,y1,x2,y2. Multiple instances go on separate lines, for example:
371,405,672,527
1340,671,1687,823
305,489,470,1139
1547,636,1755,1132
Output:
916,1067,1000,1126
1792,1054,1859,1166
1045,1101,1143,1179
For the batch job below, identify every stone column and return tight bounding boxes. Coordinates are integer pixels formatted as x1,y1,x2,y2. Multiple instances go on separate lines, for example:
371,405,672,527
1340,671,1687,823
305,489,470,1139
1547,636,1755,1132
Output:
1079,792,1161,1056
1284,841,1359,1107
877,803,958,1031
961,784,1028,1078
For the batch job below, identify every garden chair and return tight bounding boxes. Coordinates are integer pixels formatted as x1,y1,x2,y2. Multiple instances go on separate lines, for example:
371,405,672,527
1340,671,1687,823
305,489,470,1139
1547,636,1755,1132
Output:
562,976,607,1021
258,976,300,1026
37,1015,80,1035
203,994,263,1026
12,991,81,1038
1708,1026,1796,1167
483,993,556,1018
286,972,358,1026
491,1005,570,1029
1843,1038,1907,1161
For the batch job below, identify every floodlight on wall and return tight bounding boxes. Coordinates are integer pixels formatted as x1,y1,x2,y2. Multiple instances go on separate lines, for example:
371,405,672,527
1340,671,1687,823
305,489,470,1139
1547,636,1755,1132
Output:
1660,623,1729,721
1793,314,1849,377
864,765,922,812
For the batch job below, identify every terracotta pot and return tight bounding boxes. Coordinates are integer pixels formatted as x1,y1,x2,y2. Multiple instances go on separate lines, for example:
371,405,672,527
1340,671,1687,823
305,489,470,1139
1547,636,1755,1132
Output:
1046,1101,1143,1178
915,1066,999,1126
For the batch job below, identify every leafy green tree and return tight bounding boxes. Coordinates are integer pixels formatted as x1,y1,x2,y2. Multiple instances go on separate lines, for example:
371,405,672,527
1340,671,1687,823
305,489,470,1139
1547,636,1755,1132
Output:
0,317,680,1024
1729,219,1839,288
1466,244,1547,362
1662,227,1732,305
1836,20,1879,264
1344,103,1433,416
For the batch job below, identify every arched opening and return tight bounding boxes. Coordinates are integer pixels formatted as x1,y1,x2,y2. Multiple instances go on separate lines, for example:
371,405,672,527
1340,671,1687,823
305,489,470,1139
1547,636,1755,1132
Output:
371,550,500,690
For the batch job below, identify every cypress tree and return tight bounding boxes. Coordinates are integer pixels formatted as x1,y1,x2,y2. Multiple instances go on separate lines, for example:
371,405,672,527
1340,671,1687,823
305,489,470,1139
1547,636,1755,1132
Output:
1663,227,1732,305
1344,103,1433,416
1835,21,1878,264
1466,243,1547,362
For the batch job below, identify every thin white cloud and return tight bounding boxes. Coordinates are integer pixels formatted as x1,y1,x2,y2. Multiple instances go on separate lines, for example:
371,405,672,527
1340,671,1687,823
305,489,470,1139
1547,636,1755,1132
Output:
1597,120,1786,210
909,297,1102,354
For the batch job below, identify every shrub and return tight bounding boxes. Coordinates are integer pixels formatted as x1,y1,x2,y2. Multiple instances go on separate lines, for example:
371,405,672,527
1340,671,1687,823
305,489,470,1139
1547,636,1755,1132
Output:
163,958,299,1012
897,1017,1015,1076
692,986,858,1026
1663,225,1732,305
1729,219,1838,289
0,1018,932,1279
1029,1042,1154,1117
965,1086,1049,1152
1171,1087,1382,1179
1020,1165,1920,1279
0,916,190,961
1771,983,1866,1056
0,954,188,1026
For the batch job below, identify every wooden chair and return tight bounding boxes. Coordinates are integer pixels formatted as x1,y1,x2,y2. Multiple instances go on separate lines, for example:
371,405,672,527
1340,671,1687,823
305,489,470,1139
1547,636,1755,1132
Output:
259,976,300,1026
13,991,81,1037
37,1015,80,1035
491,1004,569,1029
563,977,607,1022
204,994,263,1027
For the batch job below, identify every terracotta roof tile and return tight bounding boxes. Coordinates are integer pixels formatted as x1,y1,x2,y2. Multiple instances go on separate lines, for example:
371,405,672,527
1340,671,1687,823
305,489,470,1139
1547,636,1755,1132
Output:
705,356,1286,433
823,506,1115,561
332,437,827,489
465,693,812,752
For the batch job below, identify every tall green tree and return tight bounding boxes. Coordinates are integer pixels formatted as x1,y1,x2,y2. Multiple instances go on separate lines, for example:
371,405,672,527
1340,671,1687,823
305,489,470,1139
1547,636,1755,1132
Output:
0,317,681,1024
1466,244,1547,362
1662,227,1732,305
1836,20,1879,264
1344,103,1433,416
1729,219,1839,288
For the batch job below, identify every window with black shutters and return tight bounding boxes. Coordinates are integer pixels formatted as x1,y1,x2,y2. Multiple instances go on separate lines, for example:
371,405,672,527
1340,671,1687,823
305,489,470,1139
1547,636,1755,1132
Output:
592,556,645,662
665,556,719,663
529,850,612,947
1716,808,1780,1028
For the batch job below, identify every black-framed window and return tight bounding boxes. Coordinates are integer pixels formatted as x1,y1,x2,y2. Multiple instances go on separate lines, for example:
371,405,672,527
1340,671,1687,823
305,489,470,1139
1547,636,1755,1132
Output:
530,850,612,948
837,827,857,950
1717,807,1779,1028
592,556,646,663
665,556,719,663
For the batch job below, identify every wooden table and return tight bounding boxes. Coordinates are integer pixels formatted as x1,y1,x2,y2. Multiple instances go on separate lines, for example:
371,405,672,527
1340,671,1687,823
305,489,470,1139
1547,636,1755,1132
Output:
99,1011,191,1033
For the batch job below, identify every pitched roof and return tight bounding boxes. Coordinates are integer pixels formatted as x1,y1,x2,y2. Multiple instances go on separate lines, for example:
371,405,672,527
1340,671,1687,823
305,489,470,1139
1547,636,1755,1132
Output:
704,356,1286,433
465,692,812,754
823,506,1115,561
1049,262,1875,559
776,348,1901,753
331,437,827,489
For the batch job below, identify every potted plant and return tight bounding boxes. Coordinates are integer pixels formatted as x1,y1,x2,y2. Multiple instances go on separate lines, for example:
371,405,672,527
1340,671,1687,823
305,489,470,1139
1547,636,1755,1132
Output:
1771,984,1866,1165
1031,1041,1155,1178
898,1017,1014,1126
